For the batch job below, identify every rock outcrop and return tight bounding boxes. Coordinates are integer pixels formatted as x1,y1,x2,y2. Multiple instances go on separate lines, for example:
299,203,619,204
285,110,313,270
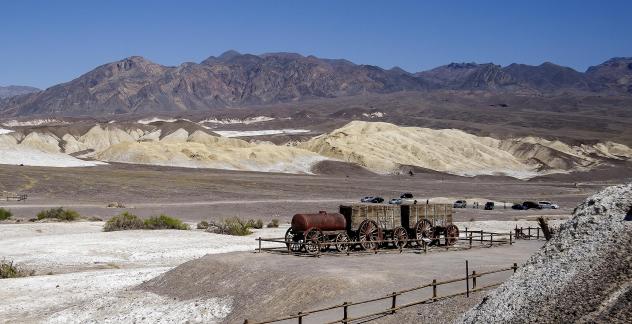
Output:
461,183,632,323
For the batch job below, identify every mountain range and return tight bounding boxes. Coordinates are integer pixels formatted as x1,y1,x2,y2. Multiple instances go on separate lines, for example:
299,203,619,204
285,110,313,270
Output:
0,85,40,99
1,52,631,117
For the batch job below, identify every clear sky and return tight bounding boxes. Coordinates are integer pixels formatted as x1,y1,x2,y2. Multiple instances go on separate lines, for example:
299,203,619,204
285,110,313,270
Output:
1,0,631,89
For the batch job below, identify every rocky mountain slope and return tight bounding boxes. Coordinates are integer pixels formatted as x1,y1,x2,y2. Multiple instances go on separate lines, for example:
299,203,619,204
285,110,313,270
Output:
1,53,630,117
0,85,40,99
461,183,632,323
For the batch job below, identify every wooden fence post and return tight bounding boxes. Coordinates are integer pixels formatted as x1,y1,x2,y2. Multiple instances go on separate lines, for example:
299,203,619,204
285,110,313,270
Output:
466,260,469,297
490,233,494,246
432,279,437,301
537,227,540,240
298,312,303,324
391,292,397,314
528,227,531,239
343,302,348,323
258,237,261,253
465,227,468,237
513,263,518,273
480,230,483,243
472,270,477,290
243,320,249,324
509,231,513,245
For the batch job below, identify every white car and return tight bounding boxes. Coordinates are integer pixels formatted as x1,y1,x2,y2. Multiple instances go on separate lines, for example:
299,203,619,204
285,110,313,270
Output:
538,201,559,209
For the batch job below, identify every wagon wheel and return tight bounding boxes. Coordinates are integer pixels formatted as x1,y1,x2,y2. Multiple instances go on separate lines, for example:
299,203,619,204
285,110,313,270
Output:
358,220,380,250
392,226,408,248
445,224,459,246
415,219,437,245
284,228,303,253
304,228,325,254
334,232,351,253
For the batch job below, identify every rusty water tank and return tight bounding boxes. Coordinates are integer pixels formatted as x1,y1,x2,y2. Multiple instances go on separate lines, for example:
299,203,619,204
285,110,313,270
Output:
291,211,346,232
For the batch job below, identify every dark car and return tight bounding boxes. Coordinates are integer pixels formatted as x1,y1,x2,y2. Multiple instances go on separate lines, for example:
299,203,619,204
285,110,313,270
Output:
484,202,495,210
400,192,414,199
370,197,384,203
522,201,541,210
511,203,525,210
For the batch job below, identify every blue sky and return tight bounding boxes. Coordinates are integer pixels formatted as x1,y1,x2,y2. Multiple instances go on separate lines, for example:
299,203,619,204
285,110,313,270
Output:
1,0,631,89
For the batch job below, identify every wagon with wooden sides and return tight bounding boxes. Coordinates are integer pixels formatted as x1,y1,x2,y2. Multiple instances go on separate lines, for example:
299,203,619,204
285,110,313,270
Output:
284,203,459,254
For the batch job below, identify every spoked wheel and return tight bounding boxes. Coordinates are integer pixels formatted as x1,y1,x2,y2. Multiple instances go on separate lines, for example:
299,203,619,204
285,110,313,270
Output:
304,228,325,254
392,226,409,249
445,224,460,246
334,232,351,253
415,219,436,245
358,220,381,250
284,228,303,252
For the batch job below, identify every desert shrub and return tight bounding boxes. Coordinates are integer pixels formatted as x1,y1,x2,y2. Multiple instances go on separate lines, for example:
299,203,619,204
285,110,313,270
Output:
207,217,253,236
1,259,34,279
103,212,144,232
0,208,12,221
36,207,80,221
247,219,264,229
143,214,189,230
267,219,280,228
197,220,209,229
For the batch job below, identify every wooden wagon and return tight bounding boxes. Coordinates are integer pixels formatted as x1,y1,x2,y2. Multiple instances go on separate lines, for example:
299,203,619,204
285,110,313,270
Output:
338,203,459,249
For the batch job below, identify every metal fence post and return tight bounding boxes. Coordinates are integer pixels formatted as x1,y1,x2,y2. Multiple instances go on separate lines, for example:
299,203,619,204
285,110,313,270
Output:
243,320,249,324
465,227,468,237
537,228,540,240
490,233,494,246
298,312,303,324
258,237,261,253
528,227,531,239
432,279,437,301
469,233,472,248
480,230,483,243
343,302,348,323
391,292,397,314
509,231,513,245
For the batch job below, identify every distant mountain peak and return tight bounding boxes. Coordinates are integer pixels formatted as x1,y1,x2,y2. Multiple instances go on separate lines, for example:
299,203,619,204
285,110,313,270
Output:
218,50,241,59
0,85,41,99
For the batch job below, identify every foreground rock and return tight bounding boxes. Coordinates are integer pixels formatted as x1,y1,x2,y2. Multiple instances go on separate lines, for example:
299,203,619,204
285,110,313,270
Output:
461,183,632,323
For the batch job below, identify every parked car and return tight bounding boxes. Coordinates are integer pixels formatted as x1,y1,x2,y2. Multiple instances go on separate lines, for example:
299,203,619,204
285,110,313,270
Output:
370,197,384,203
388,198,402,205
400,192,414,199
511,203,525,210
522,201,542,210
361,196,375,203
538,201,559,209
484,202,495,210
453,200,467,208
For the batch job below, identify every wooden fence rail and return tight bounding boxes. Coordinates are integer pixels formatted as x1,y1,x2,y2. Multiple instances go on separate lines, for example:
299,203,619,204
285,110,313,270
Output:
244,261,518,324
255,228,515,257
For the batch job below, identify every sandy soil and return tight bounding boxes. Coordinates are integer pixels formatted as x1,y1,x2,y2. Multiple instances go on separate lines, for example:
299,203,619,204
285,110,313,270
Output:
0,163,612,223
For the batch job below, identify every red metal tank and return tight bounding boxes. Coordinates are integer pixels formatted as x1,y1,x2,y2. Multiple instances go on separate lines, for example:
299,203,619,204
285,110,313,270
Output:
291,211,346,232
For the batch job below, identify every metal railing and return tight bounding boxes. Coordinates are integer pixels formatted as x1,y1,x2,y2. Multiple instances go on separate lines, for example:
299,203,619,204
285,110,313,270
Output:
243,261,519,324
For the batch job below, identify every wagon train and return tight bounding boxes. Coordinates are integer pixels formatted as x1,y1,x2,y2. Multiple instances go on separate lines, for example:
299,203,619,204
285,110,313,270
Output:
284,203,459,253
